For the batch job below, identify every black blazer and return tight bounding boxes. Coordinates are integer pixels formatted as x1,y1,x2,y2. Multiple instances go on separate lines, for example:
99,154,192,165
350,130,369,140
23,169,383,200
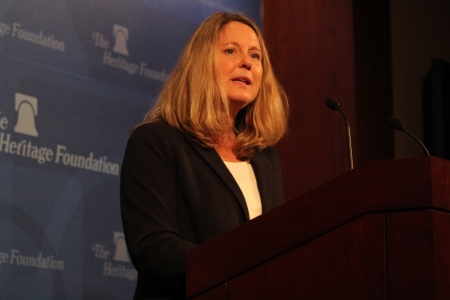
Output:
120,121,285,299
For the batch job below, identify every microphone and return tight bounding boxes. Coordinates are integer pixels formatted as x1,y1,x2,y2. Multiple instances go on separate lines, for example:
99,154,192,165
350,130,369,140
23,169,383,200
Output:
325,97,354,170
387,116,430,156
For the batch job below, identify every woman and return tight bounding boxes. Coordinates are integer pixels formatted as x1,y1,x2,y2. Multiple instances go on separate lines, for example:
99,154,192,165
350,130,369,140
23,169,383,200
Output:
120,12,288,299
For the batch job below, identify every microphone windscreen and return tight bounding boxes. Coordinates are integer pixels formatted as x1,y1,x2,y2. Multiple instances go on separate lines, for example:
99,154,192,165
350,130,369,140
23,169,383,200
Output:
387,116,405,131
325,97,339,110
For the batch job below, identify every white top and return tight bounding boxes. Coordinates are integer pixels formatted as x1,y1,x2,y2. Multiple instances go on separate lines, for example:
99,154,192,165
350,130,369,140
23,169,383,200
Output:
223,161,262,219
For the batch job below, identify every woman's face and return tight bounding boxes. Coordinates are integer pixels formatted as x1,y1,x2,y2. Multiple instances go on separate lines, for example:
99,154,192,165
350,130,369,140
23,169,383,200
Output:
217,21,263,115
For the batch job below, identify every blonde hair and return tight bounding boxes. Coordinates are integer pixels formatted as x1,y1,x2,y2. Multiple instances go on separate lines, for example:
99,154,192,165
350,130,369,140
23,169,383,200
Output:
144,12,289,160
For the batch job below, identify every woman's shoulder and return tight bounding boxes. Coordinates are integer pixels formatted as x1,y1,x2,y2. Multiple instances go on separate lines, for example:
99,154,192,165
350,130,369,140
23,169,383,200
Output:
253,146,281,167
131,121,183,140
257,146,278,158
125,121,189,153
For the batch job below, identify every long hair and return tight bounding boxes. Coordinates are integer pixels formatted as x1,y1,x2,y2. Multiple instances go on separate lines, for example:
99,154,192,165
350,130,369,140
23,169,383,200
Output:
144,12,289,160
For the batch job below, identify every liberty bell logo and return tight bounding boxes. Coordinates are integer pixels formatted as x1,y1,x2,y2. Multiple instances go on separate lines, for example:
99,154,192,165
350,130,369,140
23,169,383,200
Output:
112,24,129,56
14,93,39,137
113,231,130,262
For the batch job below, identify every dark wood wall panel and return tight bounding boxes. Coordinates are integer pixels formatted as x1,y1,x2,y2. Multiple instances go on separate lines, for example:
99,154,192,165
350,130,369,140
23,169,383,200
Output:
263,0,393,200
353,1,393,164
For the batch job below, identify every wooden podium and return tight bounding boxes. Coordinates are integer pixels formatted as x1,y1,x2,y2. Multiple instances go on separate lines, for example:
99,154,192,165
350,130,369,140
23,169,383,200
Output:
186,156,450,299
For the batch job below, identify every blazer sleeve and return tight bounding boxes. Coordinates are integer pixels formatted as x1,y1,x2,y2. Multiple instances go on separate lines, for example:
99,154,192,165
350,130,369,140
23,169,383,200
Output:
120,124,196,293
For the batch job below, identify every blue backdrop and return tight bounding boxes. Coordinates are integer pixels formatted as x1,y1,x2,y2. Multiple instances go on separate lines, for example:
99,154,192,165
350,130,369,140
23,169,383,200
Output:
0,0,261,298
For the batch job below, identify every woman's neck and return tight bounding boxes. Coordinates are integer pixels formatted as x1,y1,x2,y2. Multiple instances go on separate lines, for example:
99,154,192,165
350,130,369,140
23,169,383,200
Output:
213,129,241,162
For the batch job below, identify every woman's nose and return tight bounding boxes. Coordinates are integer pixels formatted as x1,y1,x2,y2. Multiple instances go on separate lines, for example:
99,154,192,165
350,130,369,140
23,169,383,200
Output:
240,56,252,70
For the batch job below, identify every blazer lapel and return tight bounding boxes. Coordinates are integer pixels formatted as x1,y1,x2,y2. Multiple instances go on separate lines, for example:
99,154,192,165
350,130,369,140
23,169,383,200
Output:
184,135,251,221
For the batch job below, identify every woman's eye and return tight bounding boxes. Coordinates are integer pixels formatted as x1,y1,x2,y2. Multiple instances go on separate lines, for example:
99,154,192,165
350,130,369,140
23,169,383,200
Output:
251,53,260,59
225,49,235,54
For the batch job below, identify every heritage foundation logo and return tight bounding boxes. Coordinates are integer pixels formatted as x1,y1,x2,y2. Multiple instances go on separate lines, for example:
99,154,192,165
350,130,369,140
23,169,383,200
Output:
0,93,120,175
14,93,39,137
113,231,130,262
92,24,169,82
0,249,64,271
0,21,65,52
92,231,137,281
113,25,129,56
